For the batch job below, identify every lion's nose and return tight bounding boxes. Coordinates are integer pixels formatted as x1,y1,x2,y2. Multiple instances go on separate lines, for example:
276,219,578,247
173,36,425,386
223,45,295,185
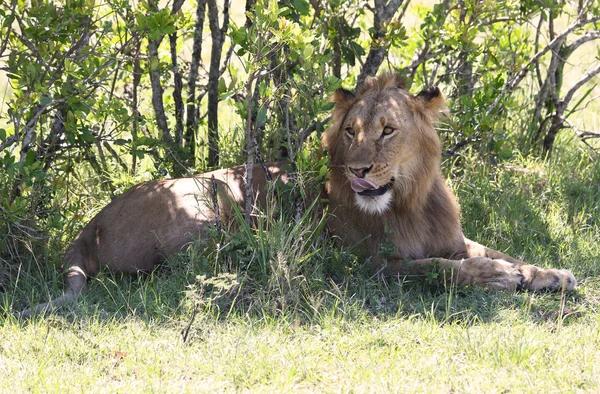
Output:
348,165,372,178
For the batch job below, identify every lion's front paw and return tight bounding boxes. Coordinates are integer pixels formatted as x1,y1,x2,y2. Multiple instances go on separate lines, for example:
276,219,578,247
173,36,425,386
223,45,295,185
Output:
460,258,524,291
519,265,577,292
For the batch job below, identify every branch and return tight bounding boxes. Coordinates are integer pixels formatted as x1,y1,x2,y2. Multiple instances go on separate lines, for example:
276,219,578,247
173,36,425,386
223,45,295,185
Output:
0,3,14,58
356,0,405,87
244,73,256,226
534,13,544,88
206,0,231,168
561,62,600,110
402,47,445,74
565,31,600,56
102,141,129,172
0,135,18,152
381,0,404,22
563,118,600,154
487,15,600,116
147,0,175,143
18,98,67,161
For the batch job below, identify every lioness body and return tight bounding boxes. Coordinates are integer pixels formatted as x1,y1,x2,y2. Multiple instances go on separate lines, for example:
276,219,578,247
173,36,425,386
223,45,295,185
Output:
22,73,575,317
22,164,289,317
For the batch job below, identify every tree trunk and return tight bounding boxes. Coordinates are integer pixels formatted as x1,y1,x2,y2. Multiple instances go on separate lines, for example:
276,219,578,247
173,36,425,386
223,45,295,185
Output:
356,0,404,88
206,0,230,168
170,33,184,148
185,0,207,159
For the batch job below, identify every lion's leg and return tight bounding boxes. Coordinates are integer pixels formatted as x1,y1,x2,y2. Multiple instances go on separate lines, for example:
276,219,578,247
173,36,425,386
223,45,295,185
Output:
374,255,575,292
372,257,524,291
464,238,523,265
463,238,576,291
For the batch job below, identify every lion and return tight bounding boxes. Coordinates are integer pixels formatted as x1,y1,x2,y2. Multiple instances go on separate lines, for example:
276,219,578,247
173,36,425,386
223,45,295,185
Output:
20,73,575,318
321,73,576,292
20,164,291,317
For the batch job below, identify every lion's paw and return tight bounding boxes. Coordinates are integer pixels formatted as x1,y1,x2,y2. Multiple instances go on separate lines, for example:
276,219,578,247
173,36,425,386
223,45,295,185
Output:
460,258,524,291
519,265,576,292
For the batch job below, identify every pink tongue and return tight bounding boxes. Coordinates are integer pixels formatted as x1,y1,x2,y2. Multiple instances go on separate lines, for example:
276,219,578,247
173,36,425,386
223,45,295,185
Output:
350,178,378,193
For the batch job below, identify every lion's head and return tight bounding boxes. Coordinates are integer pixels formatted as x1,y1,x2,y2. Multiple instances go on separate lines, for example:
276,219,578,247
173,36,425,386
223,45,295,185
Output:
322,73,446,215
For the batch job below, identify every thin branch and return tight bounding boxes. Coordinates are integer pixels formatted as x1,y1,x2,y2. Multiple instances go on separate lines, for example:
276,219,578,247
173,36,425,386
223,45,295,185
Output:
18,98,67,162
563,118,600,154
0,4,14,58
102,141,129,172
402,47,445,74
487,15,600,116
565,31,600,56
0,135,18,152
561,62,600,110
210,175,222,231
534,13,544,88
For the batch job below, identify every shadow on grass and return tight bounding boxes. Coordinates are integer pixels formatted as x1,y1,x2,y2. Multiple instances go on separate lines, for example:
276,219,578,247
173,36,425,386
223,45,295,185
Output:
3,251,587,335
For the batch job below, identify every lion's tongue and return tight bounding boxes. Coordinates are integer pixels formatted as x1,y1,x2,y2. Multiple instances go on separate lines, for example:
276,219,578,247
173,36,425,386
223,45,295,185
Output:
350,178,378,193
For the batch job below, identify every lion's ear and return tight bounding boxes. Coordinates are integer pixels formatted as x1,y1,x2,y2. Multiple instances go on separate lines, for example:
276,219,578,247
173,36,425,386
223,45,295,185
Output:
331,88,355,105
330,88,356,120
416,86,446,116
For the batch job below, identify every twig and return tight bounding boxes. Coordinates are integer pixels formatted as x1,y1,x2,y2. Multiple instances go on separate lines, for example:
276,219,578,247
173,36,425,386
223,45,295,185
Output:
181,301,199,344
210,175,222,231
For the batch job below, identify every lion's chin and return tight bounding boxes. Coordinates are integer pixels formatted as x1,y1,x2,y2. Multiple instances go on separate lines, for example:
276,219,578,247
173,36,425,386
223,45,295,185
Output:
355,191,393,215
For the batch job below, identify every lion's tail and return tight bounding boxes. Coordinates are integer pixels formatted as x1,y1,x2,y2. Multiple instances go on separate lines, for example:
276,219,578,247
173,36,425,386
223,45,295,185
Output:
18,267,88,319
17,225,100,319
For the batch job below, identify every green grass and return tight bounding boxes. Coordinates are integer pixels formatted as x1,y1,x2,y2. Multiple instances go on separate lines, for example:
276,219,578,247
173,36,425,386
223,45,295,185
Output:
2,147,600,392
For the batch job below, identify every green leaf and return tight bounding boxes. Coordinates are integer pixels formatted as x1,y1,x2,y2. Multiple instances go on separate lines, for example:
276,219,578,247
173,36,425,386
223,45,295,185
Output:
80,132,96,143
26,150,35,166
322,102,335,111
136,136,157,146
218,77,227,94
0,128,5,141
318,164,328,178
150,57,159,71
257,106,268,125
40,96,52,106
291,0,310,16
302,44,314,59
232,27,248,48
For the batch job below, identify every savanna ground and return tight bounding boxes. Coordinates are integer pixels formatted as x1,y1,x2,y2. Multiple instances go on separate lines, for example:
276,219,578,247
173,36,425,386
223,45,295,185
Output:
1,143,599,393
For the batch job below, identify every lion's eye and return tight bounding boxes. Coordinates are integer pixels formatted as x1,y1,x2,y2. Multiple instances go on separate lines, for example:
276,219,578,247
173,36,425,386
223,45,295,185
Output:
382,126,395,136
345,127,355,138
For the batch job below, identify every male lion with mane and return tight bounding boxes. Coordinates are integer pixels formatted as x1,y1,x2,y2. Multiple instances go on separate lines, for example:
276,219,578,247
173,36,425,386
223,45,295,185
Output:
322,73,575,292
20,73,575,318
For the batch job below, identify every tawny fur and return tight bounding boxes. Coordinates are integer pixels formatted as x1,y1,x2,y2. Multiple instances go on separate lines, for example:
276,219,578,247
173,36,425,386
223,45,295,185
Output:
20,164,289,317
20,73,576,318
321,73,576,291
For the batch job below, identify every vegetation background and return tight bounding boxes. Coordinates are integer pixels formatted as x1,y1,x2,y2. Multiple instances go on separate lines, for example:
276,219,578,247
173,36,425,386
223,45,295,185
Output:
1,0,600,391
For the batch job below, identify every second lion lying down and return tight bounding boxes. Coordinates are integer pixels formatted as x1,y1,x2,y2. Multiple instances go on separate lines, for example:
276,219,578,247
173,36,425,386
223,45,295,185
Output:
22,73,575,317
